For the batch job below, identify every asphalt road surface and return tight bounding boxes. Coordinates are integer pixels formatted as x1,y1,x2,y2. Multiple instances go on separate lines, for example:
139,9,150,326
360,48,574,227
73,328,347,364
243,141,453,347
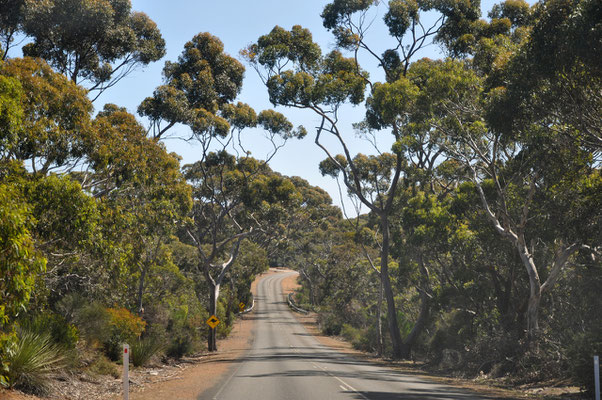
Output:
202,270,493,400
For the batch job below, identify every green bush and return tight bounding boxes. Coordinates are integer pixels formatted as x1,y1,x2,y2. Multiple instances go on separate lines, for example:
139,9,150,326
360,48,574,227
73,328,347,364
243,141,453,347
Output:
2,329,65,394
131,336,163,367
88,355,119,378
341,324,362,344
318,312,342,336
74,302,111,344
164,305,202,359
166,335,194,359
25,313,79,350
340,323,378,352
73,303,147,361
568,327,602,394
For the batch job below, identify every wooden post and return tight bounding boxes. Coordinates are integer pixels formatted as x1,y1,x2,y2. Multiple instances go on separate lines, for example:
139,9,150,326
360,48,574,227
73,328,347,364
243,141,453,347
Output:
595,355,600,400
123,344,129,400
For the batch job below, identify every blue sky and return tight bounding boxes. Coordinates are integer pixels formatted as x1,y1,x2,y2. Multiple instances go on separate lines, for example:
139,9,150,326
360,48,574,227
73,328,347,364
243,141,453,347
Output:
87,1,496,213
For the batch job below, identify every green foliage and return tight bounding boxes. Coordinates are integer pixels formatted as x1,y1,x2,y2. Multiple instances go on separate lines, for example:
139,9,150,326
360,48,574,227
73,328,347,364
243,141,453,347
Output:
385,0,419,38
0,75,23,156
2,329,65,394
0,183,46,373
341,323,379,352
139,32,244,139
166,335,195,359
341,323,362,345
72,303,147,361
130,336,163,367
87,355,119,379
245,25,368,107
319,312,343,336
163,304,205,359
0,0,24,59
568,326,602,393
20,0,165,92
24,313,79,350
26,174,99,245
247,25,321,70
103,307,146,360
0,57,93,173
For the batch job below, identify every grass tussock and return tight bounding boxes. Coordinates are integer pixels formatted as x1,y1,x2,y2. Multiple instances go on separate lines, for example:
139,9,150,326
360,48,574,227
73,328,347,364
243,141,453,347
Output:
131,336,163,367
3,329,65,394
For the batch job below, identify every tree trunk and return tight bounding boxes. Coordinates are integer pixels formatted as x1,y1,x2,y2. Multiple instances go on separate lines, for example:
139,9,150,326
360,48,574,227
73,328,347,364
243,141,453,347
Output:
401,287,430,359
516,239,542,342
381,216,404,359
208,282,220,352
376,276,384,356
136,265,147,315
400,254,431,359
526,288,541,343
308,279,315,306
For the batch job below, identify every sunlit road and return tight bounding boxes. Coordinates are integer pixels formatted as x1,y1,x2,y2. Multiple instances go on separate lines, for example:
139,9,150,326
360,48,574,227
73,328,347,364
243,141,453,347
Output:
201,270,492,400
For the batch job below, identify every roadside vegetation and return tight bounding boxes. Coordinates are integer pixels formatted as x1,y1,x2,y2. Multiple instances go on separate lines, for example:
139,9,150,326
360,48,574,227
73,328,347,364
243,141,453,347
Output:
1,0,600,397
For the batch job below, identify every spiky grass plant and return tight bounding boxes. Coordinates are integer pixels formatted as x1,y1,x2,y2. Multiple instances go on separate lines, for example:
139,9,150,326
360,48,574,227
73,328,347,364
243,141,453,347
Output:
130,336,163,367
4,329,65,394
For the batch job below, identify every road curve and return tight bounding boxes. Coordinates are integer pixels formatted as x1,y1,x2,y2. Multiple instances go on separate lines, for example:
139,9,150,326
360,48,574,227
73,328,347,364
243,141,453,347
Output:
201,270,493,400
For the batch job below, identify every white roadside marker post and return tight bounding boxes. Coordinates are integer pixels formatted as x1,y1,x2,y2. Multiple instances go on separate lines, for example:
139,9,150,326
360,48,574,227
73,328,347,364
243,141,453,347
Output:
123,344,130,400
595,355,600,400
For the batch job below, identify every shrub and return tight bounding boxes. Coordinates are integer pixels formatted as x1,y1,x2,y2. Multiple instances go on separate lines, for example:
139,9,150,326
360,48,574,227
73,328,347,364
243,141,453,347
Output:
340,323,378,352
2,329,65,394
131,336,163,367
25,313,79,350
318,312,342,336
74,304,146,360
88,355,119,378
166,335,194,359
106,307,146,339
341,324,362,344
74,302,111,344
164,305,202,359
568,327,602,394
103,307,146,361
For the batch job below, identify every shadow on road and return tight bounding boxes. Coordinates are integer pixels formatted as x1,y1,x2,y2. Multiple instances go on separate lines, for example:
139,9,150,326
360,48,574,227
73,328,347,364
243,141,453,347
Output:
349,389,503,400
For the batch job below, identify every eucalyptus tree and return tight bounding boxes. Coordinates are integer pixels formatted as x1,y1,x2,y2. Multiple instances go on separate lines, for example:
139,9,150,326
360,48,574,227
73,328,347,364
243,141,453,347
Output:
244,0,480,358
0,0,23,60
13,0,165,100
407,51,601,343
488,0,601,153
0,57,93,175
184,153,298,350
88,104,192,313
0,56,191,311
140,32,304,351
270,176,342,271
414,0,602,344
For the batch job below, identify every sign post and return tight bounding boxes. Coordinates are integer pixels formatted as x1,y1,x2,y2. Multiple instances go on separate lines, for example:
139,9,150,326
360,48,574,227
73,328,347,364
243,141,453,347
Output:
595,355,600,400
123,344,129,400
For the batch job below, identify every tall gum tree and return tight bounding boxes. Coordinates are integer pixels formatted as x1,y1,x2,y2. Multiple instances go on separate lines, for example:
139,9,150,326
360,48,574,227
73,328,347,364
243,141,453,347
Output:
409,55,601,343
140,32,305,351
16,0,166,100
424,0,601,343
184,153,298,351
244,0,479,359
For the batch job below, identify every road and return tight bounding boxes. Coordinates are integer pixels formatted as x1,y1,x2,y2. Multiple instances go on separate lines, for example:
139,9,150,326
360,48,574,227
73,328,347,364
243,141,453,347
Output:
202,270,493,400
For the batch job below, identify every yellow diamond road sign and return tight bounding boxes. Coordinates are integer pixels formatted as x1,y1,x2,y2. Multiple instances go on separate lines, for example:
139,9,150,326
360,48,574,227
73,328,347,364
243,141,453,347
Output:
238,302,245,311
206,315,220,329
